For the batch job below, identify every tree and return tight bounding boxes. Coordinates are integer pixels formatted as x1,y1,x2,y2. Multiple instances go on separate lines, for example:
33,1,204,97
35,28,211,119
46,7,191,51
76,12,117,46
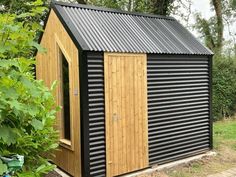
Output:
151,0,174,15
0,0,49,14
212,0,223,53
195,0,236,55
76,0,86,4
195,0,223,54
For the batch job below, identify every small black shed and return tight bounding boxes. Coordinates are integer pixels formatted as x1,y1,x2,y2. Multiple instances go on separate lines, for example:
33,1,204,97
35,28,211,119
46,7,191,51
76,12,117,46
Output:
36,1,214,177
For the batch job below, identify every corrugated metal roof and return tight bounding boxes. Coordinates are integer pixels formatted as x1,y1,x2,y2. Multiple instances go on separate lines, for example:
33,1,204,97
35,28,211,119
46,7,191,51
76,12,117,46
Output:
52,1,213,55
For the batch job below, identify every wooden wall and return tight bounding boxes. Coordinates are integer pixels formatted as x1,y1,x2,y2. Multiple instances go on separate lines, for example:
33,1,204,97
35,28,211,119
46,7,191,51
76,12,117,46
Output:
36,10,81,177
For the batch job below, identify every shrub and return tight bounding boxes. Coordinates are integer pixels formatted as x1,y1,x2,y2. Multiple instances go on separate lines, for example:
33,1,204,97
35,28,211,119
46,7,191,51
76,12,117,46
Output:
0,59,58,176
0,0,59,176
212,55,236,120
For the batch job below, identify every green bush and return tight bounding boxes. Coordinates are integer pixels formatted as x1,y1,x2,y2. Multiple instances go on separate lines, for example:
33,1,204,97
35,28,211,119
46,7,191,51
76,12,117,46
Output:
0,59,58,176
212,55,236,120
0,0,59,176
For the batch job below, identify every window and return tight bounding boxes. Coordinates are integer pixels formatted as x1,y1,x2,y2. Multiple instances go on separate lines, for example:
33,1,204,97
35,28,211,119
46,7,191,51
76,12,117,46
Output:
60,50,71,142
62,53,71,140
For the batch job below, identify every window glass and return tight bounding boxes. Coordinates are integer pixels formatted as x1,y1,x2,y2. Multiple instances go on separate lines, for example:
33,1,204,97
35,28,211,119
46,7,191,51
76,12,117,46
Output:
61,52,71,140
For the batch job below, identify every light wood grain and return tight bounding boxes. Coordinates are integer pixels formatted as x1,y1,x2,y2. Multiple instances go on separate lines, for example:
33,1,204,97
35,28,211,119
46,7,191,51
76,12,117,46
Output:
104,53,149,177
36,10,81,177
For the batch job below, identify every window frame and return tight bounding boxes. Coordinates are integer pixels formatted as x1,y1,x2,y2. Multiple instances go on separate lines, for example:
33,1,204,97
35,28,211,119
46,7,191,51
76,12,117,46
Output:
55,35,74,151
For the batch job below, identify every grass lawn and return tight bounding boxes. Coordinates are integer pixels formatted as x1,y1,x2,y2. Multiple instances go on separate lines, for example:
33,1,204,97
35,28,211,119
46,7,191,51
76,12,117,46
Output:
164,120,236,177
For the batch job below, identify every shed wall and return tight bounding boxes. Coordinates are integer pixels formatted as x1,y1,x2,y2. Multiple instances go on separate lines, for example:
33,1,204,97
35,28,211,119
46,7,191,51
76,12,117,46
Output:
147,54,211,164
86,52,211,177
36,10,81,177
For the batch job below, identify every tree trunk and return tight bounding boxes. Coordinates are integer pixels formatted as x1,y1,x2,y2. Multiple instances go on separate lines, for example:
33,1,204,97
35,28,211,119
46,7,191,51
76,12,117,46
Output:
212,0,223,53
234,44,236,57
128,0,132,11
151,0,174,16
76,0,86,4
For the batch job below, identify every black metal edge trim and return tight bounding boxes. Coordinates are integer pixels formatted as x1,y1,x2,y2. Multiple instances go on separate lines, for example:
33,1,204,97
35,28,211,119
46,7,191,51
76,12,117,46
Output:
209,56,213,149
53,1,175,20
79,51,90,177
84,50,213,55
51,1,89,51
148,54,213,58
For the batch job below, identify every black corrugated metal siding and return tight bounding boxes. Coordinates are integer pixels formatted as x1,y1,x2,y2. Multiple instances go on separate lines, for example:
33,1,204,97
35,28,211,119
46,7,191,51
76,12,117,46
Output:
147,54,211,165
86,53,211,175
87,52,106,177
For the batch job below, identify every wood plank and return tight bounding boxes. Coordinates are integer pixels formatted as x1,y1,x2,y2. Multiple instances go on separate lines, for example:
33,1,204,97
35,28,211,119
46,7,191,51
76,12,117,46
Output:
142,55,149,166
104,53,148,177
104,53,111,177
120,56,126,173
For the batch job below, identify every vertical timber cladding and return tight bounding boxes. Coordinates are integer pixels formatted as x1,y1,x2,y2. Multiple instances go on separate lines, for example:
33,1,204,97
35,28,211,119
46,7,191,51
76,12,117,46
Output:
147,54,211,165
104,53,149,177
87,52,106,177
36,10,81,177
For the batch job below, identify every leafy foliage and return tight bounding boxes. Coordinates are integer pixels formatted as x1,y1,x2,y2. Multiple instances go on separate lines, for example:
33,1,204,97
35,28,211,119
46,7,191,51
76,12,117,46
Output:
0,1,47,59
0,160,8,175
87,0,173,14
0,0,58,176
194,0,236,55
0,0,49,14
213,55,236,120
0,58,58,167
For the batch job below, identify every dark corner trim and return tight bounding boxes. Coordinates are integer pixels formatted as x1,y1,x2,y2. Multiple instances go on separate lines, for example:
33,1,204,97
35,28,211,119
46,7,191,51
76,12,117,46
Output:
209,56,213,149
79,51,90,177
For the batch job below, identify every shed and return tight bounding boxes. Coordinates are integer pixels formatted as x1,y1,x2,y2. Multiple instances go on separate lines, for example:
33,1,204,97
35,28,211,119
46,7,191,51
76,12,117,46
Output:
36,1,214,177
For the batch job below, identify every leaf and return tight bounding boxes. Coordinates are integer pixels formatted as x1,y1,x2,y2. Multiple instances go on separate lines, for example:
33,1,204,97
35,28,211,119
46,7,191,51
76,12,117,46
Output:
0,126,17,145
48,143,58,149
31,119,43,130
17,171,36,177
36,163,55,174
7,99,23,110
27,105,39,117
17,12,34,19
28,41,46,52
31,7,47,14
0,44,9,54
0,160,8,175
32,0,44,6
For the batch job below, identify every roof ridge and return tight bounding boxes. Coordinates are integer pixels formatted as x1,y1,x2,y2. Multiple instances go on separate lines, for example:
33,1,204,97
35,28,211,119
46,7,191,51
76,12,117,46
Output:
52,1,175,20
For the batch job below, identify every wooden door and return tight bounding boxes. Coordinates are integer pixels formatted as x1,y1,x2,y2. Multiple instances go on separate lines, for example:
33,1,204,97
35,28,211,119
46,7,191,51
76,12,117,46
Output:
104,53,149,177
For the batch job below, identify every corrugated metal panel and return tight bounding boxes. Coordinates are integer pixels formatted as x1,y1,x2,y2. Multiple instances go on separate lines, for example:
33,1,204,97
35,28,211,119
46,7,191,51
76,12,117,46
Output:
87,52,106,177
53,2,213,55
147,54,211,165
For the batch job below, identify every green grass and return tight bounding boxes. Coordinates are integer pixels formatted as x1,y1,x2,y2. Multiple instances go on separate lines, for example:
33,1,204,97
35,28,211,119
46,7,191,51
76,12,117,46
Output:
166,119,236,177
214,120,236,140
213,120,236,149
